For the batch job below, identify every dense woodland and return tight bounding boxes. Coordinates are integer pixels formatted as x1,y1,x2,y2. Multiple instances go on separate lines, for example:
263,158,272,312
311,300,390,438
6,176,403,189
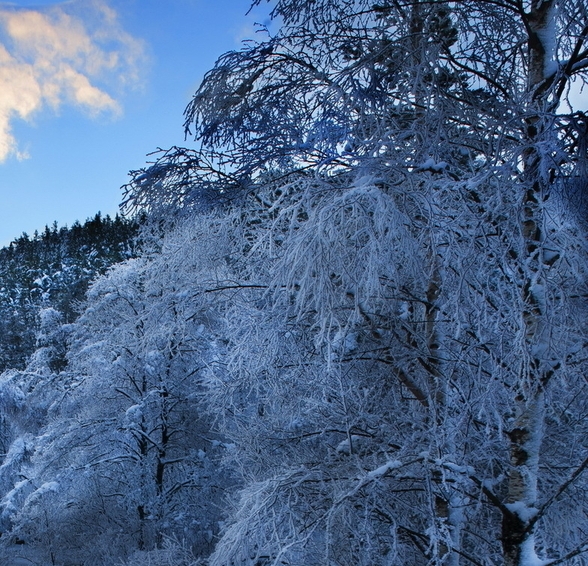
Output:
0,214,141,373
1,1,588,565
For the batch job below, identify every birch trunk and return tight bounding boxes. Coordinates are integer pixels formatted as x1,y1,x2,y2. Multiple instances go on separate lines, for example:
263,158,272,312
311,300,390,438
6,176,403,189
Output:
502,2,556,564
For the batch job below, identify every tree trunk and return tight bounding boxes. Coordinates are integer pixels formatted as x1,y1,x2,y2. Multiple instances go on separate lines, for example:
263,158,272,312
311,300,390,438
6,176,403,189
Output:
502,393,544,566
502,3,556,564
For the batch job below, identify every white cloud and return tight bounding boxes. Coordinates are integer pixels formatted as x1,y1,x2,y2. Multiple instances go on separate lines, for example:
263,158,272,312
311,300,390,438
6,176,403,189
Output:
0,0,145,162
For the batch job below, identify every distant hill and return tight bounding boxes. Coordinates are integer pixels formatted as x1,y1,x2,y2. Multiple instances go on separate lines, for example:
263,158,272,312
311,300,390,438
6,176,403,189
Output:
0,213,142,372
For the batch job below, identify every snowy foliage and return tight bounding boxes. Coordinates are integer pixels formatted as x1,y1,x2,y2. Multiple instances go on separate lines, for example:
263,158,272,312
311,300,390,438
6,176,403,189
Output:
0,213,141,371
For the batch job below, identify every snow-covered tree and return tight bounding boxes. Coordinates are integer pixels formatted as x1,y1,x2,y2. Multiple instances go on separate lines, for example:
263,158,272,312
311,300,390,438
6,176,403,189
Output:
122,2,588,566
0,213,141,372
0,219,236,564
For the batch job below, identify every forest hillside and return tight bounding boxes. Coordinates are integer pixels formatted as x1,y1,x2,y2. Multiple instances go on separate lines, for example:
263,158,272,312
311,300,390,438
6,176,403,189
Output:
0,213,141,372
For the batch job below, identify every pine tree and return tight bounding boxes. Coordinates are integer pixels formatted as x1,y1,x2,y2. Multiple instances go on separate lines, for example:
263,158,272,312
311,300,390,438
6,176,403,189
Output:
0,214,142,371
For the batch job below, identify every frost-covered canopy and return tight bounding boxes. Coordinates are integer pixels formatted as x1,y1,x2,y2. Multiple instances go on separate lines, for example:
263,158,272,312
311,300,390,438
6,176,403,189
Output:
124,0,588,214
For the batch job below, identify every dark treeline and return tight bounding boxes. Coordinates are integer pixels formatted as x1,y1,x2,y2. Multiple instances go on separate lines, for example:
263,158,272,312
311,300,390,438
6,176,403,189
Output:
0,213,142,372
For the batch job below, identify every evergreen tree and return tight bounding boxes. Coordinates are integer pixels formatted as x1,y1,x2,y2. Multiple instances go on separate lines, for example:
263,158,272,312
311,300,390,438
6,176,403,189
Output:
0,214,142,371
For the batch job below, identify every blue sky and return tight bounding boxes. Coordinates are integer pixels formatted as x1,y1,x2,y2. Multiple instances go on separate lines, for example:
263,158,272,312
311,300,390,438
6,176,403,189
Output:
1,2,586,247
0,0,273,245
